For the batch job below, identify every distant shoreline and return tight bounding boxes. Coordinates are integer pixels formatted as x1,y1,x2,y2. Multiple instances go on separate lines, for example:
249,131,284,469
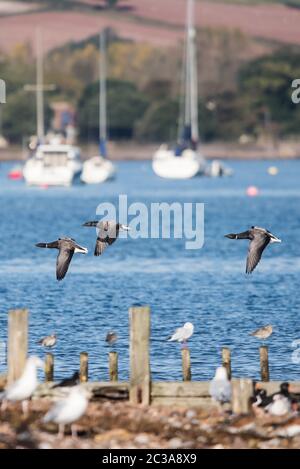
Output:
1,141,300,162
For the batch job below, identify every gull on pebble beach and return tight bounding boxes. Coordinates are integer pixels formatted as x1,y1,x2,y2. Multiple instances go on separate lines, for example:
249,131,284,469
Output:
38,334,57,348
0,356,44,414
265,394,291,416
43,385,90,438
209,366,232,404
167,322,194,348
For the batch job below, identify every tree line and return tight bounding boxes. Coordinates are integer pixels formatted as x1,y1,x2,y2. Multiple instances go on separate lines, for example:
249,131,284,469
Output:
1,29,300,144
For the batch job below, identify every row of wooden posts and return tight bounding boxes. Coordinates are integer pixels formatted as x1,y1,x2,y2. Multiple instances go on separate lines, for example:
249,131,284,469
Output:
3,306,277,414
5,308,271,384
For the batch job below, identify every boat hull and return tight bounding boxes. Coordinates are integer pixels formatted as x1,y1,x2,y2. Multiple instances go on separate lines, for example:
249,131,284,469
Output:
81,156,116,184
152,147,205,179
23,144,82,187
23,161,81,187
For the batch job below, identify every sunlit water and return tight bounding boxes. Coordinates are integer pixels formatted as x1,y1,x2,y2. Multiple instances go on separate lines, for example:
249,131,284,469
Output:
0,159,300,382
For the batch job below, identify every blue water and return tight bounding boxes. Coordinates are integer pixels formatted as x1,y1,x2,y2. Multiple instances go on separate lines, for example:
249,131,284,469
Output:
0,159,300,382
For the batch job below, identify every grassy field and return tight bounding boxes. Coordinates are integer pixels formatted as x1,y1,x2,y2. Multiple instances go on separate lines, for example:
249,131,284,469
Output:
1,0,300,53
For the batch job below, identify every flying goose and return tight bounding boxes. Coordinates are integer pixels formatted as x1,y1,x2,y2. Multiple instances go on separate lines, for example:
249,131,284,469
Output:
225,226,281,274
35,238,88,281
82,220,130,256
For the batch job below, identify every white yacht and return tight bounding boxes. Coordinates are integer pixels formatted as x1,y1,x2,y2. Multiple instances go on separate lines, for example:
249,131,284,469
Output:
23,29,82,187
152,0,206,179
23,141,82,187
81,31,116,184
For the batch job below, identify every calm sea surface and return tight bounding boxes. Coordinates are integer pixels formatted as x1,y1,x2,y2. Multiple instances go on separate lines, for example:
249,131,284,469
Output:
0,159,300,382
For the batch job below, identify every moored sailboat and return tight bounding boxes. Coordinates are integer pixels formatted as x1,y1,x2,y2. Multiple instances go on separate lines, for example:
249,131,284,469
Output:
23,30,82,187
81,31,116,184
152,0,206,179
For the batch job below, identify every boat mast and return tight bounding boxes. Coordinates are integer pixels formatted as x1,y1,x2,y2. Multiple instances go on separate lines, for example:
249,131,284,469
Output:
184,0,199,146
99,30,107,157
36,28,45,143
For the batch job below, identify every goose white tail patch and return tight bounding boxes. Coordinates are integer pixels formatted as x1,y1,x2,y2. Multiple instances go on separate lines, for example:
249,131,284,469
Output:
75,247,88,254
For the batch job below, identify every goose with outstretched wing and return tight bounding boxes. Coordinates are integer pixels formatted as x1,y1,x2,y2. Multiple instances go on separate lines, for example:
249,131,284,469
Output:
225,226,281,274
35,238,88,280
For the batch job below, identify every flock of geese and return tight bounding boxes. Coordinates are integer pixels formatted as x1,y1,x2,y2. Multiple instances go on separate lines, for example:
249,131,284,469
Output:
36,220,130,281
35,223,281,281
0,223,284,436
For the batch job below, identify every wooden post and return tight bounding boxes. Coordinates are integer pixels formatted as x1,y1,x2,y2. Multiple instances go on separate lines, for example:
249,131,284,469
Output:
222,347,231,380
260,346,269,382
7,309,28,385
181,348,191,381
232,378,253,414
45,353,54,382
129,305,150,405
109,351,118,381
80,352,88,382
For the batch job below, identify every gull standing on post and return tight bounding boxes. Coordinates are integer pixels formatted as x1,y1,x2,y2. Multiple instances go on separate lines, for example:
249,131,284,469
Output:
225,226,281,274
105,331,118,346
0,356,44,414
167,322,194,348
250,325,273,342
82,220,130,256
38,334,57,348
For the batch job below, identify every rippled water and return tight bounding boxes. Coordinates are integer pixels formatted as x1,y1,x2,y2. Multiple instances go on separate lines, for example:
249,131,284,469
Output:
0,159,300,382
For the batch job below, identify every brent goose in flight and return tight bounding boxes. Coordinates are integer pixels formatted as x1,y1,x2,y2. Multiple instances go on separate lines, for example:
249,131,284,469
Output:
35,238,88,280
225,226,281,273
38,334,57,348
82,220,130,256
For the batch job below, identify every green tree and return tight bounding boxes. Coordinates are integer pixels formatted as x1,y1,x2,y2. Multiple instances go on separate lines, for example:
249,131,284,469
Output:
238,48,300,136
105,0,119,8
78,79,149,141
2,91,52,143
135,100,179,142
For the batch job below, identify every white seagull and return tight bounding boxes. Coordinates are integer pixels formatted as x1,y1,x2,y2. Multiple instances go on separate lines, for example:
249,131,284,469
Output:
167,322,194,348
0,356,44,414
265,394,291,416
43,385,90,438
209,366,232,404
